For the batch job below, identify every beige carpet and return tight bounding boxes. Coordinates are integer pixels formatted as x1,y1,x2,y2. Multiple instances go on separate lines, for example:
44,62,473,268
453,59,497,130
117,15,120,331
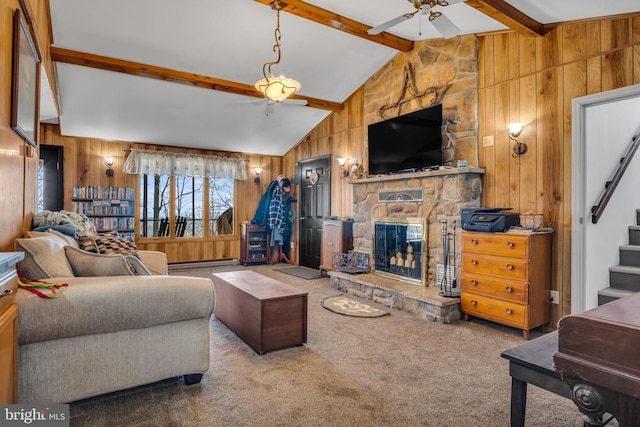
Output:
69,264,590,426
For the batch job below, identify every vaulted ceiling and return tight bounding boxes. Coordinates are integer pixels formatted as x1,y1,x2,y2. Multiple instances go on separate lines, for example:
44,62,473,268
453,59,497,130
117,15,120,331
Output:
42,0,640,156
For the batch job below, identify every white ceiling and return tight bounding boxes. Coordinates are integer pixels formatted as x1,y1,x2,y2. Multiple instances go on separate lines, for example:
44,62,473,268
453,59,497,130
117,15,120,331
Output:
43,0,640,156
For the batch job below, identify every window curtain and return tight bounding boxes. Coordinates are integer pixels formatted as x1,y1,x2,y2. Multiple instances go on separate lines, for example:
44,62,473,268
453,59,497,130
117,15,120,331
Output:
123,149,247,180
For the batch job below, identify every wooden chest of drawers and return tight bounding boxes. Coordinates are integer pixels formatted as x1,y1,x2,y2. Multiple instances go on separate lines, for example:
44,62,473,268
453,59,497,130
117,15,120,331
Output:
460,231,551,339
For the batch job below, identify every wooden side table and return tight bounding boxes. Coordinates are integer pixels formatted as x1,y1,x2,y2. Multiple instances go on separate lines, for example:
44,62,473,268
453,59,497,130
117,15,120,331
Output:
0,252,25,404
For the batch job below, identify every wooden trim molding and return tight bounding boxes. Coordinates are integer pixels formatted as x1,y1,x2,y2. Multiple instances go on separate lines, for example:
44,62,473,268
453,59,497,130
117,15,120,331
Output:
466,0,546,37
50,47,343,112
253,0,414,52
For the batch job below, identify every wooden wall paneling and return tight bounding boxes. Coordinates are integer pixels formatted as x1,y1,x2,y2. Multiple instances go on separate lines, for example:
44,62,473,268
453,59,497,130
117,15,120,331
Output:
518,74,537,213
536,27,562,71
635,45,640,84
477,36,487,89
535,67,563,326
586,21,602,57
508,32,520,80
482,35,495,88
562,60,587,319
601,47,633,92
508,80,521,210
519,35,537,77
587,56,603,95
601,17,631,52
494,34,510,84
478,88,496,207
494,82,511,208
562,23,586,64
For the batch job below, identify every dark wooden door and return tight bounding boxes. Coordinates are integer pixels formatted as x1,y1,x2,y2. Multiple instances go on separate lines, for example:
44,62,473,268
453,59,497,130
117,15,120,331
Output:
39,145,64,212
298,156,330,270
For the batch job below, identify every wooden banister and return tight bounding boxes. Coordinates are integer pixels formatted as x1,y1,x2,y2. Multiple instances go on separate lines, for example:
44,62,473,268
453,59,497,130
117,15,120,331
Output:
591,129,640,224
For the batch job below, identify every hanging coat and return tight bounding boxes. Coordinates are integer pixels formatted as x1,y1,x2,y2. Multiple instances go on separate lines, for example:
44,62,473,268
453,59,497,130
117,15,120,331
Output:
251,180,278,226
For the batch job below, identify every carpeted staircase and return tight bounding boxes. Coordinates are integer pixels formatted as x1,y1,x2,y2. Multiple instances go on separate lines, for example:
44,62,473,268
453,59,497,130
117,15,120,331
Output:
598,209,640,305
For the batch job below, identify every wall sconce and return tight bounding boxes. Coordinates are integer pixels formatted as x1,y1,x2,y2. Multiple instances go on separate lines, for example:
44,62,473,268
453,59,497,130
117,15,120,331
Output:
337,158,349,178
507,122,527,158
254,167,262,184
104,156,115,176
337,157,360,179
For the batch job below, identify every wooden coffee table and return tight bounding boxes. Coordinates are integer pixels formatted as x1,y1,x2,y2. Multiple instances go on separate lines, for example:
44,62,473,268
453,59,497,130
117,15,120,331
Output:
211,270,308,354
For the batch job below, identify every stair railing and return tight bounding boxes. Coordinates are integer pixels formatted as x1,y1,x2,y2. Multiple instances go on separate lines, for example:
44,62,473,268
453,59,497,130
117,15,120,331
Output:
591,129,640,224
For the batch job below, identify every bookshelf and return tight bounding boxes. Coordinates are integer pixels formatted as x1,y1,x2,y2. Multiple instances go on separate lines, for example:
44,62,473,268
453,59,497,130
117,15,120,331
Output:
72,186,135,237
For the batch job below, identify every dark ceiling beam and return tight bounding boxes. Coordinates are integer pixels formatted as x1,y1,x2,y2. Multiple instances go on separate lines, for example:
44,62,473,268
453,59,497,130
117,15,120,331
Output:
50,47,343,112
253,0,415,52
465,0,546,37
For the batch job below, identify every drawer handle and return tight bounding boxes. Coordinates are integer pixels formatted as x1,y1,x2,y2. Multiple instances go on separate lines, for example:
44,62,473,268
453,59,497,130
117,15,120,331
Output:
505,308,513,315
470,280,478,286
471,260,478,266
471,239,478,245
0,289,13,299
470,300,477,306
505,286,513,293
507,242,514,248
506,264,514,270
327,242,334,246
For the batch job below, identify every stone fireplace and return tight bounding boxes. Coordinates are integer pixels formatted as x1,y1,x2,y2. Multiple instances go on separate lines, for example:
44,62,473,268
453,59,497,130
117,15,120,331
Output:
353,167,483,286
328,167,483,323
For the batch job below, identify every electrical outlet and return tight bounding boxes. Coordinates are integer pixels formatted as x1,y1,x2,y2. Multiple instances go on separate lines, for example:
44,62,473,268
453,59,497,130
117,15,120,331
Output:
482,135,494,147
549,290,559,304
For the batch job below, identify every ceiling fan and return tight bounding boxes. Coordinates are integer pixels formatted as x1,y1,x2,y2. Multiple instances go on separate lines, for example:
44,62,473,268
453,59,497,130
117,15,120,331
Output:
367,0,464,39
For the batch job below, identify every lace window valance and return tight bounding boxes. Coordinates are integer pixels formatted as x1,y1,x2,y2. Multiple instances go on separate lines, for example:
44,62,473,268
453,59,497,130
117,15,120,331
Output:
123,149,247,180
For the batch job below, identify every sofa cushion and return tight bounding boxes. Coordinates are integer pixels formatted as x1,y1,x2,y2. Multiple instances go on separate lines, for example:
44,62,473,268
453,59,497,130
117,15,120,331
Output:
15,236,75,280
65,246,136,277
94,235,140,257
16,275,216,344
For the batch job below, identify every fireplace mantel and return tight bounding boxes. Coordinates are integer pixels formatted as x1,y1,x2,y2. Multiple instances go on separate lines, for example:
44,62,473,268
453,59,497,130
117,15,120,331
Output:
351,166,484,185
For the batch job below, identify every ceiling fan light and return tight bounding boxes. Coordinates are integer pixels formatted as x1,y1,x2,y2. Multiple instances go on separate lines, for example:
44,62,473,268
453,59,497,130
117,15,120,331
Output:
255,76,301,103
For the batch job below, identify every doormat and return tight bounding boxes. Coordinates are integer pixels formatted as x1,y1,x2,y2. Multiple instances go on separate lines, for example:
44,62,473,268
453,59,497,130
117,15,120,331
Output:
273,266,322,280
321,295,390,318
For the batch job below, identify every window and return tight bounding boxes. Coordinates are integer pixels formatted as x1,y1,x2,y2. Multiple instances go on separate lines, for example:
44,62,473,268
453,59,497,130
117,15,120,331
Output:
139,174,234,238
209,177,234,235
176,176,203,237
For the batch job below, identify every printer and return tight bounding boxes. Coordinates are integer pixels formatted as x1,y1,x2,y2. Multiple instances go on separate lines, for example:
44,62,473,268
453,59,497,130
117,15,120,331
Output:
461,208,520,233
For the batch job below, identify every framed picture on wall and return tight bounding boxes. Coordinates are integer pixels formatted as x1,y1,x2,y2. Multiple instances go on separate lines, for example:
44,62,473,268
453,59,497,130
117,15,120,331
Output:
11,8,40,148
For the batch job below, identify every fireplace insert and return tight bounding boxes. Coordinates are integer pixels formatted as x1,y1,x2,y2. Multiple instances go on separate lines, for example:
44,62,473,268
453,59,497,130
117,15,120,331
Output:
373,218,426,286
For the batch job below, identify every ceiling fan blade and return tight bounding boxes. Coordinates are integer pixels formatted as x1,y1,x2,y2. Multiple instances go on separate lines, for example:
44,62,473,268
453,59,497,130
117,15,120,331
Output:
430,13,461,38
284,98,308,106
367,13,414,35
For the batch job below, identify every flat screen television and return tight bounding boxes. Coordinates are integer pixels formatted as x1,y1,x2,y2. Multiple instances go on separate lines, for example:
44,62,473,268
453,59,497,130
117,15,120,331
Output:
367,104,443,176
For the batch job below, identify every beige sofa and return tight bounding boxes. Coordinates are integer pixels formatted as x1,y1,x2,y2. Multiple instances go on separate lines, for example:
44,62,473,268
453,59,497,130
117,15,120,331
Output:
14,233,216,404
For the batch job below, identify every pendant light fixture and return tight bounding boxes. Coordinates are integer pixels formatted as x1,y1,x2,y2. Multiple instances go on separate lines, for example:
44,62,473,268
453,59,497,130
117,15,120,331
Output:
255,0,300,103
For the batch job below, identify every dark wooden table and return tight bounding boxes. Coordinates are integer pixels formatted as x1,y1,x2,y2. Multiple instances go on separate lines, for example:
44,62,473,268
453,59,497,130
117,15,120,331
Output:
212,270,308,354
501,331,572,427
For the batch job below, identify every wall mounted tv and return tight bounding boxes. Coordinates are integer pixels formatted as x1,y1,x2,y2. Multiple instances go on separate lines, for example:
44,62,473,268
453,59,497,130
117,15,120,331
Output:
367,104,443,176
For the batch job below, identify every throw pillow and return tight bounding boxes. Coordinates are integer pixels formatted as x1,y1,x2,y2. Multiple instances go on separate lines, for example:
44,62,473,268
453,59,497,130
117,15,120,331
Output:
94,235,140,258
64,246,136,277
47,229,79,248
15,236,75,280
125,255,152,276
77,231,122,254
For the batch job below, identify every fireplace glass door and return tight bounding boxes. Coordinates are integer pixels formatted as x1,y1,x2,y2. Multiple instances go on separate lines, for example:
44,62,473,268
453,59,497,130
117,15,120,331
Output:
373,218,425,285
